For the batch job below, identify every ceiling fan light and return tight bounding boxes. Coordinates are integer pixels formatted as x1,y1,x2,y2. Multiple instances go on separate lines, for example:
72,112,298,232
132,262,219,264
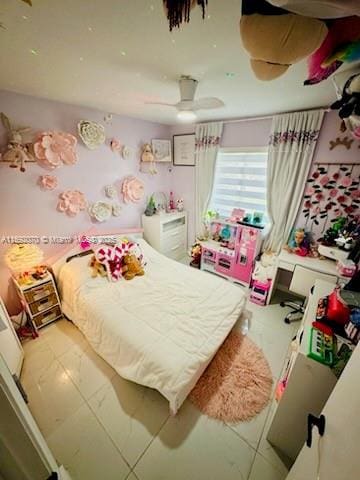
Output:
177,110,197,122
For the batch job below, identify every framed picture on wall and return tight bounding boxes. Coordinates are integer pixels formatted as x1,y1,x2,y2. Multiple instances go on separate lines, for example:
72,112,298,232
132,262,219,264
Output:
173,133,195,166
151,139,172,163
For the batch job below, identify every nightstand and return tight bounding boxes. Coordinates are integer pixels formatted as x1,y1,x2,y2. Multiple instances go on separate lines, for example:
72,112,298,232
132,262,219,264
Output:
142,211,187,260
13,273,62,330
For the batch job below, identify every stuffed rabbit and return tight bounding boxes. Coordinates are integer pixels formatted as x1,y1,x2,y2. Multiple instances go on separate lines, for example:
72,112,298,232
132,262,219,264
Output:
1,112,33,172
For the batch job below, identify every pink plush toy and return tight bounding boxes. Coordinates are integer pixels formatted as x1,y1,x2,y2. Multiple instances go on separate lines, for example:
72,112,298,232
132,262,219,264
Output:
305,16,360,85
95,242,134,281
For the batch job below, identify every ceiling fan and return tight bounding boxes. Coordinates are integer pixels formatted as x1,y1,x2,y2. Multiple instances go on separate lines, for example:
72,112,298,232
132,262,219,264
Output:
146,76,225,121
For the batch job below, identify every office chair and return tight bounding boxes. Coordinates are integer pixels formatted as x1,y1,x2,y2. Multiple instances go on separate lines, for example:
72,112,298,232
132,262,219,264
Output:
280,265,337,324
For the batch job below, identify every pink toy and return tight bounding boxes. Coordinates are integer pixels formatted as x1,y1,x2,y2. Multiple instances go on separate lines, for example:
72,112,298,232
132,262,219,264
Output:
337,259,357,278
57,190,87,217
34,131,78,169
229,208,245,223
305,16,360,85
95,242,135,282
121,176,144,204
250,279,271,306
201,220,262,286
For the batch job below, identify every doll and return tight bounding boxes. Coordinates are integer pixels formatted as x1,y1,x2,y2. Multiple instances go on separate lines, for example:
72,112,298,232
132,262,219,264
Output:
285,228,310,257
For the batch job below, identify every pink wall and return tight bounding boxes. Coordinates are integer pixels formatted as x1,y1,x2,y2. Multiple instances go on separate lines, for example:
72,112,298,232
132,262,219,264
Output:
0,90,171,312
170,112,360,246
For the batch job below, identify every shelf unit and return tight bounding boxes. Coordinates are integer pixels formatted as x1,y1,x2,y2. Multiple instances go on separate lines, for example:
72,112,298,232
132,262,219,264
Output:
13,273,63,330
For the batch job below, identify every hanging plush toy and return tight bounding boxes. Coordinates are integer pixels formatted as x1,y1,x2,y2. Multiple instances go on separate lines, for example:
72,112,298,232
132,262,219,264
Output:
0,113,33,172
331,73,360,119
240,0,328,81
163,0,208,31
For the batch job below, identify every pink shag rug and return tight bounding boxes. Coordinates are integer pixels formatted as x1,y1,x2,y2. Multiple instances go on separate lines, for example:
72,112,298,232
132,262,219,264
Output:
189,331,273,423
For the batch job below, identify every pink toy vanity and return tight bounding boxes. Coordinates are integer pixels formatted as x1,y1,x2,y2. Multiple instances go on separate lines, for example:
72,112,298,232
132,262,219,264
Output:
200,219,262,286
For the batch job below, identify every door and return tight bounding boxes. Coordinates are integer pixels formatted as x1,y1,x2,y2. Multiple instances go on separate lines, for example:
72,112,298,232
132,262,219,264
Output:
286,343,360,480
0,355,71,479
0,298,23,376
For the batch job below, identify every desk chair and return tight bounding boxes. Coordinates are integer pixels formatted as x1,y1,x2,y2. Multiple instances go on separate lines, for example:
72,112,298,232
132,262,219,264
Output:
280,265,337,324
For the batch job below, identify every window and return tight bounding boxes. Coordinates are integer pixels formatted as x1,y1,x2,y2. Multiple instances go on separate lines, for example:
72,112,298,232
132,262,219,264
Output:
209,147,268,219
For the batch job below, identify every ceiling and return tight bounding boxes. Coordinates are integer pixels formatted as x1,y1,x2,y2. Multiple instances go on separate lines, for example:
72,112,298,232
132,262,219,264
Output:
0,0,339,125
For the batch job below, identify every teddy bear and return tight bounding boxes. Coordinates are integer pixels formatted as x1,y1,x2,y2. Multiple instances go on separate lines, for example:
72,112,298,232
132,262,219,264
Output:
89,255,107,278
121,254,145,280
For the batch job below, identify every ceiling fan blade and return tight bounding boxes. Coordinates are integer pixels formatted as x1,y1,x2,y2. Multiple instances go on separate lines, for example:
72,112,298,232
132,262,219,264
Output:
191,97,225,110
144,101,177,108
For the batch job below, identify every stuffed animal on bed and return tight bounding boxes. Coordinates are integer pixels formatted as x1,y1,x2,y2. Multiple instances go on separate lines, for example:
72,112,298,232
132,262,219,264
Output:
89,255,107,278
121,254,145,280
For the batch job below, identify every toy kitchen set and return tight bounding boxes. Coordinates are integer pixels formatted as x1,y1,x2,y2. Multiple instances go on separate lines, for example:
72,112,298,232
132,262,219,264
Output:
200,217,263,286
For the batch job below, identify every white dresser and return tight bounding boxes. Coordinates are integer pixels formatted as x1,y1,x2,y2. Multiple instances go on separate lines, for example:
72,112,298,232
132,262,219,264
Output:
142,211,187,260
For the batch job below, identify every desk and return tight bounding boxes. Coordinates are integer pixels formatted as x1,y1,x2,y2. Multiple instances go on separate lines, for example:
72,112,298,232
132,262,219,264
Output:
267,249,346,305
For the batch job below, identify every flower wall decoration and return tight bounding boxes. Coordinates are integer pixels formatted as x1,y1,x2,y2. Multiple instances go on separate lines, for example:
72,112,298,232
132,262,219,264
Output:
57,190,87,217
34,131,78,169
78,120,105,150
121,176,145,204
299,163,360,240
38,175,58,191
89,201,112,222
112,204,122,217
104,184,117,199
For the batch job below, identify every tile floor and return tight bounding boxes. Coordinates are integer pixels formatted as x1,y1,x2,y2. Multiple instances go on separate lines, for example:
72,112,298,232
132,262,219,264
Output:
20,270,298,480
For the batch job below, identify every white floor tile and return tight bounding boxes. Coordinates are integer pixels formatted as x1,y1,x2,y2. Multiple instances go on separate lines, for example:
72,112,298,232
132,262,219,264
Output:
40,319,87,358
134,401,256,480
59,341,116,400
21,339,56,391
46,403,130,480
88,375,169,467
25,358,84,437
249,452,288,480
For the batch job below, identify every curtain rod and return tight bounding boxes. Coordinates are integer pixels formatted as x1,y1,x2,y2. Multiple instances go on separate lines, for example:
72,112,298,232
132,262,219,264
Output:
200,107,330,125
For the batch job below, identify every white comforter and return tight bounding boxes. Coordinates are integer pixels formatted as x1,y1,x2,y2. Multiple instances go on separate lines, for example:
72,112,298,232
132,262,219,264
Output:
58,240,246,413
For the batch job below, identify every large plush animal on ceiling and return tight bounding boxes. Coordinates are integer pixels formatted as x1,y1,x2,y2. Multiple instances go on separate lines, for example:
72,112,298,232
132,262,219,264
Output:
240,1,360,83
240,0,328,81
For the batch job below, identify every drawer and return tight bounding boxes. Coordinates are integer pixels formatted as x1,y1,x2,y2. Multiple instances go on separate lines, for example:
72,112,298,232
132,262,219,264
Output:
278,260,295,272
164,242,186,260
161,229,186,251
161,216,186,234
163,223,185,240
33,305,62,328
24,281,55,303
29,293,58,315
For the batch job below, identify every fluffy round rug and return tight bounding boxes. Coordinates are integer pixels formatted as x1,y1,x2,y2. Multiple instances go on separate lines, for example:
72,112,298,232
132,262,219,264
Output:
189,331,273,423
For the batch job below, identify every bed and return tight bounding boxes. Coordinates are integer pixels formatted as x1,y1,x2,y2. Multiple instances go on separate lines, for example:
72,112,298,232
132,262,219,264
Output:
56,238,246,413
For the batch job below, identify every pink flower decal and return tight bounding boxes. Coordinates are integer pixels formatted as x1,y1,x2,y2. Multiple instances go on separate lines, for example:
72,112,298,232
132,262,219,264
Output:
57,190,87,217
313,206,320,215
38,175,58,191
121,176,145,204
304,200,311,208
110,139,122,153
351,190,360,199
329,188,338,198
341,176,352,187
333,172,340,181
305,187,315,196
315,193,324,201
319,175,329,186
312,171,320,179
34,131,78,170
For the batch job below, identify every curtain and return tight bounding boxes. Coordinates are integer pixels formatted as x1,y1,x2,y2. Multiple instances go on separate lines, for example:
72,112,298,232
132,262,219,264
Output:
264,110,325,253
195,122,223,238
